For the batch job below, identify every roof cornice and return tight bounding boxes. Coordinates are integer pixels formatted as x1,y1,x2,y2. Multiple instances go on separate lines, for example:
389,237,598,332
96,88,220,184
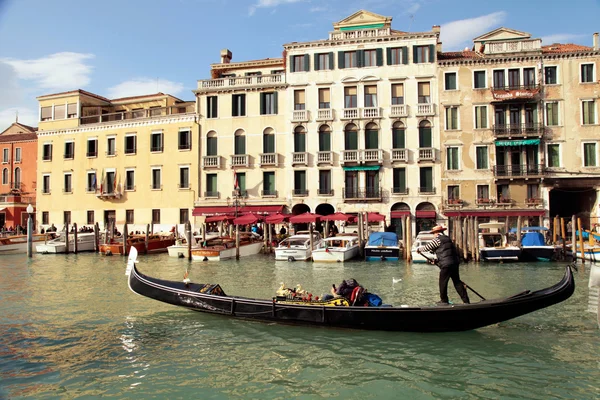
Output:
283,31,437,50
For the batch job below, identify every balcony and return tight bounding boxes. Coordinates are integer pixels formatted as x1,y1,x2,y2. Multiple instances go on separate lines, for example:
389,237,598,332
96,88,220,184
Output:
392,187,409,195
202,156,221,169
340,107,382,120
316,109,334,121
329,27,391,40
390,104,408,118
391,148,408,163
204,191,219,198
96,190,121,200
318,188,334,196
291,110,309,122
232,190,248,198
261,189,278,198
476,198,496,206
445,199,464,208
341,150,360,164
418,148,435,162
343,188,382,201
341,149,384,165
80,104,194,125
259,153,278,167
491,84,541,102
418,187,436,195
196,73,285,92
492,123,544,138
86,151,98,158
292,189,309,197
484,39,542,54
292,152,308,166
230,154,249,168
316,151,333,165
342,108,359,119
415,104,435,116
493,164,545,179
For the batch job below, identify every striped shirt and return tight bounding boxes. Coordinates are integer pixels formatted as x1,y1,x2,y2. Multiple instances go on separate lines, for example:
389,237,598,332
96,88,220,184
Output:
417,236,441,253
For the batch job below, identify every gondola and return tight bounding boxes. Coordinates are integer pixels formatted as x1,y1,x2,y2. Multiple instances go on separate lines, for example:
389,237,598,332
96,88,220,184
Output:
125,248,575,332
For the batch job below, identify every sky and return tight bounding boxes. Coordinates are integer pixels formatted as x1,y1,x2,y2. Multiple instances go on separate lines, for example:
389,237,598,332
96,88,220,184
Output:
0,0,598,128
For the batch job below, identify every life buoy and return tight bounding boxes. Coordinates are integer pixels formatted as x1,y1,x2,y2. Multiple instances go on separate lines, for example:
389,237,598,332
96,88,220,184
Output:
288,256,295,262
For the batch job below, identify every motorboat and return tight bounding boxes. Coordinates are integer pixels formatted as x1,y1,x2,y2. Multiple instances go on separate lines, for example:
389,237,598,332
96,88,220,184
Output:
588,264,600,329
311,235,360,263
36,232,96,254
99,233,175,255
364,232,400,261
0,234,53,254
167,234,219,258
518,227,556,262
274,231,323,261
126,246,575,332
479,222,521,262
190,232,263,261
411,230,438,263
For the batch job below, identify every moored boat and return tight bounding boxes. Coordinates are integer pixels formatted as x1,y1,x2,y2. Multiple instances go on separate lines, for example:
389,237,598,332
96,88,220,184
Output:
190,233,263,261
311,235,359,262
0,234,52,254
274,231,323,261
364,232,400,261
36,232,96,254
167,234,219,258
411,231,437,263
99,233,175,255
479,223,521,262
518,227,556,262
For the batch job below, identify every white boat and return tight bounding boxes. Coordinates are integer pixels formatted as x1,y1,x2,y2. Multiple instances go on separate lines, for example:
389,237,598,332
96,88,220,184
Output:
190,233,263,261
274,231,323,261
311,235,360,263
411,231,438,263
0,234,52,254
364,232,400,261
35,232,96,253
588,264,600,329
479,222,521,262
167,234,219,258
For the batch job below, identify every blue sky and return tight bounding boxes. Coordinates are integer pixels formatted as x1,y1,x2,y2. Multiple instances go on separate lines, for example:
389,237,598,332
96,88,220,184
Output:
1,0,599,127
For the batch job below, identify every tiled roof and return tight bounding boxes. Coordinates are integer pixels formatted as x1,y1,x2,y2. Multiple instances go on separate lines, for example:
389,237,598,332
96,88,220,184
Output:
15,122,37,132
0,133,38,143
438,50,482,60
110,92,167,102
542,43,595,54
36,89,111,102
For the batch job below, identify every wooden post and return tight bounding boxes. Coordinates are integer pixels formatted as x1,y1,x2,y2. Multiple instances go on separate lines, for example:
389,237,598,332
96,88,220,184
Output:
400,215,406,258
516,216,522,248
202,223,206,243
571,215,577,262
309,223,314,261
145,224,150,254
462,218,468,261
474,217,479,262
104,224,108,245
73,223,78,254
235,225,240,260
561,218,566,258
578,217,585,263
456,217,462,256
263,223,268,253
186,221,192,261
219,221,223,237
364,213,370,241
122,223,128,256
357,213,364,257
552,216,558,244
267,223,272,253
94,222,99,252
407,215,412,262
65,224,70,254
324,220,329,239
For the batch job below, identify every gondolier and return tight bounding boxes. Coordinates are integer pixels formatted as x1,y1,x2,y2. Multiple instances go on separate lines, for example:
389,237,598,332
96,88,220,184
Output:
417,225,470,305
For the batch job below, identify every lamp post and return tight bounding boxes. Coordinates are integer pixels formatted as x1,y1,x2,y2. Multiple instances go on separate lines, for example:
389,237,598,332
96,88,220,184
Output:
26,203,34,258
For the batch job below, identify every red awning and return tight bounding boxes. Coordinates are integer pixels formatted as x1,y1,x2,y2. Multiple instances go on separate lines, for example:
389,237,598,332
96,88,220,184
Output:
205,215,235,223
443,209,545,217
193,204,284,216
265,213,289,224
320,212,356,223
366,212,386,222
233,213,264,225
289,212,321,224
416,210,436,218
192,206,234,216
239,205,285,214
390,210,411,218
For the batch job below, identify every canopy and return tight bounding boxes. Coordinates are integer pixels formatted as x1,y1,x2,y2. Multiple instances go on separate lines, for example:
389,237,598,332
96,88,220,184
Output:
366,212,386,222
342,165,380,171
233,214,263,225
495,139,540,147
367,232,398,246
265,213,289,224
193,204,285,216
320,212,356,222
522,232,545,246
205,215,235,223
289,212,320,224
444,209,545,217
415,210,436,219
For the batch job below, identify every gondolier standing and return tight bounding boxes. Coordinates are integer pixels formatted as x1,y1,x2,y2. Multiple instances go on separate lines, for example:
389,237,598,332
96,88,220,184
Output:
417,225,470,305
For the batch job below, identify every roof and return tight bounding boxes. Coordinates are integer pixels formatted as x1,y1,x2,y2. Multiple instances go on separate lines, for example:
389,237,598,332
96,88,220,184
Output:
36,89,111,102
0,122,38,138
0,133,38,143
542,43,595,54
110,92,172,102
438,50,482,60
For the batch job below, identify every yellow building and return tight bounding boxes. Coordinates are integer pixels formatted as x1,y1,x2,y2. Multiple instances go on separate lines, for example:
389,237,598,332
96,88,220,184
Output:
438,29,600,227
35,89,198,230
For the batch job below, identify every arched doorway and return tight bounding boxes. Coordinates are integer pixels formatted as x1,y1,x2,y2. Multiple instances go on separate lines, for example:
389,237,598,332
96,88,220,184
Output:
390,202,410,238
315,203,335,235
291,203,311,233
416,202,436,234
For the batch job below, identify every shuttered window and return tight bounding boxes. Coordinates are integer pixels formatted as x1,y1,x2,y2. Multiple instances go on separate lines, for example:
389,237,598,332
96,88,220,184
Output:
294,90,305,110
417,82,430,103
41,106,52,121
318,88,330,109
364,85,377,107
392,128,405,149
54,104,66,119
67,103,77,118
344,87,357,108
391,84,404,105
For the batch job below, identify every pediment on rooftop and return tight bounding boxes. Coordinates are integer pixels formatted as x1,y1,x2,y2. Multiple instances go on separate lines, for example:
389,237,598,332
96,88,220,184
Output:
473,27,532,43
333,10,392,31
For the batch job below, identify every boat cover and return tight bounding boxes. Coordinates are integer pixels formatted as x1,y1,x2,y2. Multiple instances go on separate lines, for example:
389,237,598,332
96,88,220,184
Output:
367,232,398,246
522,232,545,246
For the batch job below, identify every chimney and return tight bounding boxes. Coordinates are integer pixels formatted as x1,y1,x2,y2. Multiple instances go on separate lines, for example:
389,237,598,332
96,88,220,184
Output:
220,49,232,64
432,26,442,53
594,33,599,51
432,25,440,34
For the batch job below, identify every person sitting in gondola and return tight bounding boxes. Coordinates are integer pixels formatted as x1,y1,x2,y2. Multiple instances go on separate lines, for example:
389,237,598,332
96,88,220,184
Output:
322,279,365,304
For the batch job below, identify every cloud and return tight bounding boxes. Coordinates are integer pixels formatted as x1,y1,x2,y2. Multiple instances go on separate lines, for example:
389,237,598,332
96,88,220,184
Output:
248,0,306,16
309,6,326,12
541,33,587,45
441,11,507,51
0,107,38,129
106,78,186,99
404,2,420,15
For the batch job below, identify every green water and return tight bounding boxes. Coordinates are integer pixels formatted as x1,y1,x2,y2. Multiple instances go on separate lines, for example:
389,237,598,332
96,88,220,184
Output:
0,253,598,399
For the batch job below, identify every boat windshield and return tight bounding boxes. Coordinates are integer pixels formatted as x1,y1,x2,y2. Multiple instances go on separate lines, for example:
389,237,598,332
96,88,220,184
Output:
279,239,308,247
482,234,503,248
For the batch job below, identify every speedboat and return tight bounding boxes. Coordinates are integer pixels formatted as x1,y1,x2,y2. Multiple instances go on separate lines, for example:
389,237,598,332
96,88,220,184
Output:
0,234,52,254
36,232,96,253
479,222,521,262
518,227,556,262
411,230,438,263
364,232,400,261
190,232,263,261
99,233,175,255
274,231,323,261
311,235,360,262
167,234,219,258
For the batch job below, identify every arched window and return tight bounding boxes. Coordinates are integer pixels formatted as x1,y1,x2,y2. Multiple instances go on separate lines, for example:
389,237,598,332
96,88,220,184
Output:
365,122,379,149
318,125,331,152
419,120,432,148
13,167,20,189
1,168,7,185
392,121,405,149
344,123,358,150
294,125,306,152
263,127,275,153
234,129,246,155
206,131,218,156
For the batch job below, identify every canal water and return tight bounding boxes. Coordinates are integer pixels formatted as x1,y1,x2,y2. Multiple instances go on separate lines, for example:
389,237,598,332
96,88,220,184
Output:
0,253,598,399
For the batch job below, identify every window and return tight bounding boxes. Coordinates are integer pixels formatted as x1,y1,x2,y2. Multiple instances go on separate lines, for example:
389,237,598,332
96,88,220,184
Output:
581,64,595,83
54,104,65,119
294,170,307,195
42,143,52,161
363,49,377,67
131,108,144,119
126,210,134,224
263,171,275,196
447,147,459,170
508,68,520,89
497,184,510,201
86,210,94,225
151,168,162,190
392,123,405,148
413,45,433,63
473,71,486,88
393,168,406,194
364,123,378,149
318,170,332,195
315,52,334,71
260,92,278,115
2,148,8,163
582,100,596,125
493,70,505,89
391,84,404,105
1,168,7,184
364,86,377,107
527,184,539,201
87,138,97,157
545,66,557,84
344,86,357,108
232,94,246,117
150,131,163,152
40,106,52,121
207,96,218,118
583,143,597,167
149,106,162,117
418,121,432,148
236,172,246,195
290,54,309,72
13,167,20,189
344,124,358,150
477,185,489,201
67,103,77,118
105,171,115,194
87,172,97,192
63,141,74,159
125,135,136,155
125,170,135,191
417,82,430,103
343,51,357,68
205,173,217,197
179,166,190,189
64,211,71,226
106,137,116,156
179,209,189,224
387,47,407,65
42,211,49,225
448,185,460,201
476,146,489,169
444,72,457,90
234,131,246,155
545,102,559,126
294,126,306,152
207,133,218,156
445,107,458,130
319,125,331,151
42,174,50,194
547,144,560,167
263,129,275,153
523,67,536,88
178,129,191,150
15,148,21,162
419,167,433,193
151,209,160,224
318,88,330,109
475,106,488,129
294,90,305,110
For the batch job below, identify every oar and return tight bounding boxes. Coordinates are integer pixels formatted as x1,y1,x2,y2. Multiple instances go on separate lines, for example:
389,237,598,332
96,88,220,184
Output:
418,251,486,301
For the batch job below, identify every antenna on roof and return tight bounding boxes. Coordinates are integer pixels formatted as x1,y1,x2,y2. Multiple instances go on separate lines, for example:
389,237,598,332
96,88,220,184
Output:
15,110,18,123
408,14,415,32
156,77,159,92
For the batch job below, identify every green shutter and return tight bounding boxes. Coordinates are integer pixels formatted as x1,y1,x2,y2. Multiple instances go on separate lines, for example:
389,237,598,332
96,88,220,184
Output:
238,173,246,192
294,133,306,152
392,128,405,148
429,44,435,62
376,48,383,66
319,132,331,151
240,94,246,116
263,134,274,153
260,93,265,115
294,171,306,191
365,130,378,149
207,137,217,156
289,55,295,73
394,168,406,191
338,51,345,69
357,50,364,68
419,127,432,147
213,97,218,118
314,53,320,71
329,52,334,69
273,92,278,114
345,131,358,150
413,46,418,63
386,48,392,65
402,47,408,64
420,167,433,191
304,54,310,72
264,171,275,192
